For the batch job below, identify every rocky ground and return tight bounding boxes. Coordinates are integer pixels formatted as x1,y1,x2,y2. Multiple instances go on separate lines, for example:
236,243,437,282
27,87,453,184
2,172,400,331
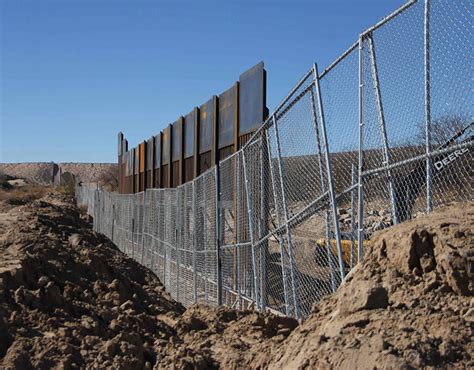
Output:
0,187,472,369
0,192,183,369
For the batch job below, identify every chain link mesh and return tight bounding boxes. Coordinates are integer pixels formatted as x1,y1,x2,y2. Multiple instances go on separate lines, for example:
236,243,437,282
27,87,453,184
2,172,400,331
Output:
75,0,472,320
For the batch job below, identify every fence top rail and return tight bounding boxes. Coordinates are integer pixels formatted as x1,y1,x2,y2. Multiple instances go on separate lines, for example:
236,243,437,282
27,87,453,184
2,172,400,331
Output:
361,0,417,37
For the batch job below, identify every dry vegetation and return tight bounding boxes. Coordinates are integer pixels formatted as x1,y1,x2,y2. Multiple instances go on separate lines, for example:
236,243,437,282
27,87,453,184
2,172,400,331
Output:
0,171,52,211
0,185,50,208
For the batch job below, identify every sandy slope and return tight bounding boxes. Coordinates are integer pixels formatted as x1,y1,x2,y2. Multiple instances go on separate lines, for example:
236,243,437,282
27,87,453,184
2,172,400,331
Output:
264,202,473,369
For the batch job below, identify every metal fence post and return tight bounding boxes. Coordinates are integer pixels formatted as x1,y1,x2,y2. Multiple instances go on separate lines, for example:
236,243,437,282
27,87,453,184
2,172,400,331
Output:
313,63,345,281
367,33,398,225
175,190,180,302
162,192,167,288
128,195,133,258
192,182,198,303
357,35,365,263
324,211,336,292
265,131,290,316
111,203,115,244
350,164,356,269
258,135,269,311
123,196,127,254
150,194,156,272
140,192,147,265
272,115,301,319
424,0,432,213
131,216,135,260
309,79,337,292
241,148,260,310
236,154,242,309
215,165,223,306
203,181,209,303
94,189,100,233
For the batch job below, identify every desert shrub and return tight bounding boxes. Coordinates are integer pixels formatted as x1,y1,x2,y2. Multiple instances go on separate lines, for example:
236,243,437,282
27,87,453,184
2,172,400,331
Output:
412,115,470,147
57,185,75,196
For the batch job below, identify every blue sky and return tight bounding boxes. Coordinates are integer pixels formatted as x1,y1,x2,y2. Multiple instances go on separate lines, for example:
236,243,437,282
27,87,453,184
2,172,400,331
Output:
0,0,408,163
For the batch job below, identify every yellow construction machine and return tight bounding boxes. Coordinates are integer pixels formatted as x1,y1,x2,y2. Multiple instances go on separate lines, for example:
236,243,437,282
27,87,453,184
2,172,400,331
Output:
314,235,370,267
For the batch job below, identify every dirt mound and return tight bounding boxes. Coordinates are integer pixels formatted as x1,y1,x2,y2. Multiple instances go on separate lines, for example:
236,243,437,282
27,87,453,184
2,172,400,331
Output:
0,190,472,369
0,191,297,369
0,192,183,369
155,202,473,369
152,305,297,369
263,202,473,369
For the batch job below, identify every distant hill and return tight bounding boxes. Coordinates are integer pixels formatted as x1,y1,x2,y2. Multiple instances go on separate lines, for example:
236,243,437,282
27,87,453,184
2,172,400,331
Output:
0,162,117,185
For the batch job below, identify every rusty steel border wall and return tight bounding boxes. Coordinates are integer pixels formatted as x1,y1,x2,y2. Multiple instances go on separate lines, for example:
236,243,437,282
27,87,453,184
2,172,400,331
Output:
117,62,267,194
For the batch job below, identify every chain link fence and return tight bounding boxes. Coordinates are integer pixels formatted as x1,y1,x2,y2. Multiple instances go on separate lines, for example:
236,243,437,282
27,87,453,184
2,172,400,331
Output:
76,0,472,319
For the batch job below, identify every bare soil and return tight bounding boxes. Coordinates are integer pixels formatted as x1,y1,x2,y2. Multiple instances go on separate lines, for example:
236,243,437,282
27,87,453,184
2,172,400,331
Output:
0,189,472,369
262,201,473,369
0,191,296,369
